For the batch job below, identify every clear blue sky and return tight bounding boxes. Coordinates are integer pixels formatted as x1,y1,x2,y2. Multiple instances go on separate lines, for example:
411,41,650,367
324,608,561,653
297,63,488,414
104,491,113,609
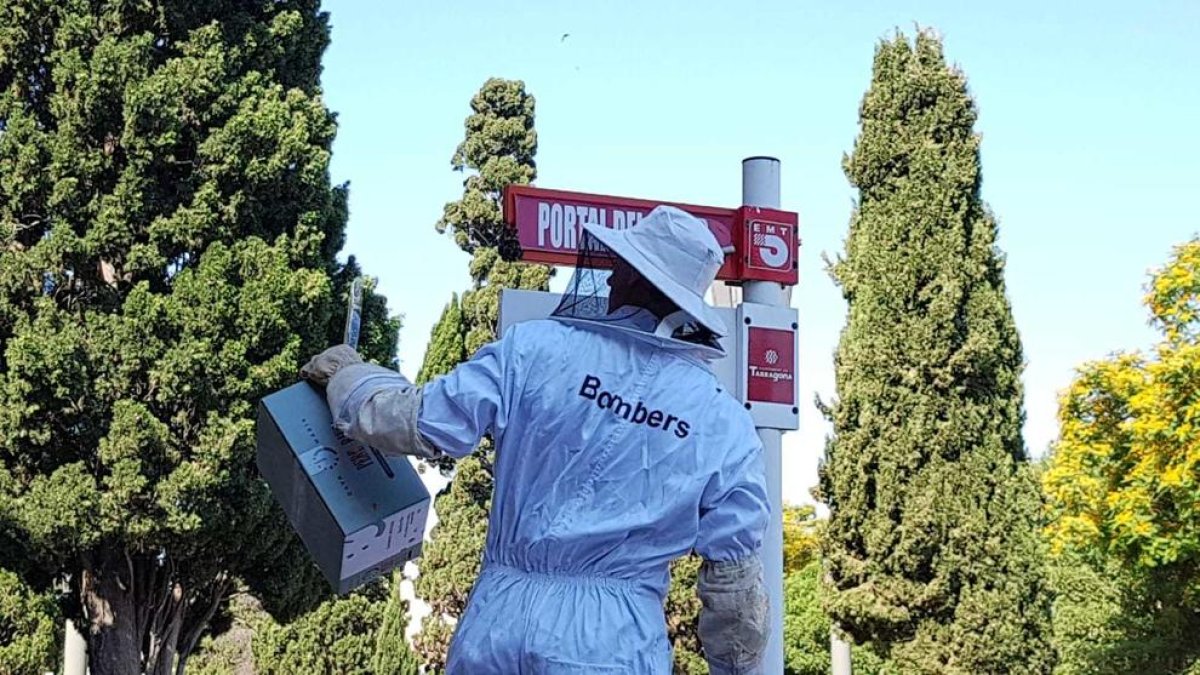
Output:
320,0,1200,506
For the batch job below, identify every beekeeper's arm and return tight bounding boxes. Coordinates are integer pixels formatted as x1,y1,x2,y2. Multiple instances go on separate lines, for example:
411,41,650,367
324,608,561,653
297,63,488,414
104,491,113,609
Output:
694,410,771,675
307,329,519,460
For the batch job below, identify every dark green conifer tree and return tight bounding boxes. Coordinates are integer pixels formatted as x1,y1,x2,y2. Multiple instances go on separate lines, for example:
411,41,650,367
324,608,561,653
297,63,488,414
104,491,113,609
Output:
818,30,1053,674
0,3,397,672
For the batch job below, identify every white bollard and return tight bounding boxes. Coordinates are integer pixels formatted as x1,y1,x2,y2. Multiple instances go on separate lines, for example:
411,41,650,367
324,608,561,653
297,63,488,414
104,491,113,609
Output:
62,618,87,675
832,626,852,675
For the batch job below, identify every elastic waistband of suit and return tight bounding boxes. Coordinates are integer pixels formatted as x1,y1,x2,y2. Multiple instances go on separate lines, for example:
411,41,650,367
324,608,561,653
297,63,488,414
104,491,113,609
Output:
482,562,653,592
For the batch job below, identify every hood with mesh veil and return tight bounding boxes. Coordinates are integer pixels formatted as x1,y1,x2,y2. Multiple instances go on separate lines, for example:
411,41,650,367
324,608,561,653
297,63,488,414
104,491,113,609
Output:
550,206,729,361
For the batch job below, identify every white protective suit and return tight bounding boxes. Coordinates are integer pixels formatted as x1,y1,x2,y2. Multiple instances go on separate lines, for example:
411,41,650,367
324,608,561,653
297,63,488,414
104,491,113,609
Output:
326,309,769,674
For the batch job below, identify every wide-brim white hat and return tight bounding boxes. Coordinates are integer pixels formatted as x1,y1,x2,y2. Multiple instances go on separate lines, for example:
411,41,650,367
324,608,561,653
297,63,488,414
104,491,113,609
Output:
582,205,729,337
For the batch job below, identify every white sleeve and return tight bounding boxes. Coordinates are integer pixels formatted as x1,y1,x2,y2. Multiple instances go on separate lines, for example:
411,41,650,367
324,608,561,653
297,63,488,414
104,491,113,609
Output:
416,336,512,458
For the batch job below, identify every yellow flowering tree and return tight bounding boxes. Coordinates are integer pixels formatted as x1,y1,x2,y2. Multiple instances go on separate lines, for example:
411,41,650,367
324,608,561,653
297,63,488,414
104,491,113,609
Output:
1045,239,1200,673
1045,238,1200,590
782,504,821,574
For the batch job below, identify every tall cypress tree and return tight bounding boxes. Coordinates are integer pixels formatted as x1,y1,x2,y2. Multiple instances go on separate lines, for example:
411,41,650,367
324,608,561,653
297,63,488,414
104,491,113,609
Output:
409,78,550,672
817,30,1052,673
0,3,397,673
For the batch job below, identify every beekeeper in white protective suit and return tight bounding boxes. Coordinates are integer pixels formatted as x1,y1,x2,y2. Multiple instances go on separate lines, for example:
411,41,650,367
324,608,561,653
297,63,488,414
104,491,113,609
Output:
301,205,769,674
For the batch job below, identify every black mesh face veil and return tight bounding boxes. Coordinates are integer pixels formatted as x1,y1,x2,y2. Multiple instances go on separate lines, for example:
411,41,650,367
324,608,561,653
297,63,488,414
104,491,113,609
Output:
552,230,618,324
667,316,723,350
551,230,723,351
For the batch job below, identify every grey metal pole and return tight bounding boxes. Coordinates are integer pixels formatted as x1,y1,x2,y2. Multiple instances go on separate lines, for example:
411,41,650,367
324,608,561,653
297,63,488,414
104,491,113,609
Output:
741,156,785,674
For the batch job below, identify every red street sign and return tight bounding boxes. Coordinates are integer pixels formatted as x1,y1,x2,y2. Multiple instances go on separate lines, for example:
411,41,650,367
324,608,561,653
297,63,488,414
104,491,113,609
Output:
504,186,801,285
504,186,742,280
746,327,796,405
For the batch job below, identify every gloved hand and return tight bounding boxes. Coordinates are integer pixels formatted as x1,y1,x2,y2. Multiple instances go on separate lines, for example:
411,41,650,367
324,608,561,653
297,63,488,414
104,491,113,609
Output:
300,344,363,387
698,554,769,674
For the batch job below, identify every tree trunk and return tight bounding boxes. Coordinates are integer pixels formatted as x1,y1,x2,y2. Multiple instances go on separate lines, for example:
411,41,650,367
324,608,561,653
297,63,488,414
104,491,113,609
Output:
81,550,230,675
82,558,142,675
147,582,185,675
175,575,230,675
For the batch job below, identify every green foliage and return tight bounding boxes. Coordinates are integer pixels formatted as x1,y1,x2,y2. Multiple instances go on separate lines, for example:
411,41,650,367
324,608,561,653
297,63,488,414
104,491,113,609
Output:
0,1,397,671
186,634,247,675
664,555,707,674
1044,238,1200,601
1044,238,1200,675
412,78,549,670
817,29,1053,673
433,77,550,345
1049,550,1200,675
0,569,59,675
783,504,821,574
250,580,418,675
188,576,420,675
412,454,491,670
664,504,824,673
783,564,831,675
252,592,382,675
460,247,551,355
413,295,466,477
436,78,537,258
372,572,421,675
416,294,465,386
783,562,891,675
187,593,261,675
410,615,455,675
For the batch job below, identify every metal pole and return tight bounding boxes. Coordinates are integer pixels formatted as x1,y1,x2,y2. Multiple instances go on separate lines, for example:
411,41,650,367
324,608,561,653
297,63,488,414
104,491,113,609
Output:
741,156,785,674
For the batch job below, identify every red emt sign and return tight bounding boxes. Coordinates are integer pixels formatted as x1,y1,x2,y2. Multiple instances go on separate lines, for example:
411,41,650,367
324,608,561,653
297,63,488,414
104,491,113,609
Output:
503,186,799,285
744,214,798,284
